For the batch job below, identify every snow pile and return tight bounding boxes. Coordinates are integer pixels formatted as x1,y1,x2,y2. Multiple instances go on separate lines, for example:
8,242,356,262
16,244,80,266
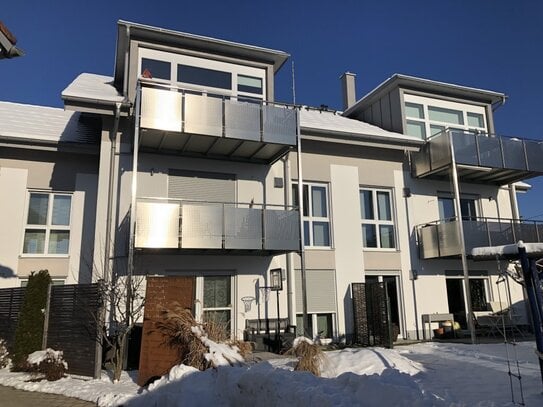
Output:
119,361,438,407
27,349,68,370
191,325,244,367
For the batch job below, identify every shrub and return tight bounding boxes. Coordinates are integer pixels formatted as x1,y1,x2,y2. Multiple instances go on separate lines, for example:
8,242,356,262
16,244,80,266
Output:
27,348,68,381
11,270,52,370
287,337,325,376
0,338,10,369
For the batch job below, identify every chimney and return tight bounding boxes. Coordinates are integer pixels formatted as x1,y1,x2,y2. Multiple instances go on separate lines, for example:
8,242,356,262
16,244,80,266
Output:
340,72,356,111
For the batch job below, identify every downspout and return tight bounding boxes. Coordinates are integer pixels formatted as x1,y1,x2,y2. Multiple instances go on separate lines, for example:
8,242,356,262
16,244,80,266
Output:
509,183,520,221
104,102,122,284
122,26,130,98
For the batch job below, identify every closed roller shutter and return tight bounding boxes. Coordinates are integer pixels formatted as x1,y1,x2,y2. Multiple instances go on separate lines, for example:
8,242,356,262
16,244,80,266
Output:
168,169,236,202
295,269,337,313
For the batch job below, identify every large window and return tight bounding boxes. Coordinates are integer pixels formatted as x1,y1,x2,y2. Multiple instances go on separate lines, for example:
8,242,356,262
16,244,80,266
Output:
360,189,395,249
23,192,71,255
292,183,331,247
404,94,487,140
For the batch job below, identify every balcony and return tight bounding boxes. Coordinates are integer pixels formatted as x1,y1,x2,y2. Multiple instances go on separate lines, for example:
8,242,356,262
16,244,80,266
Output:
417,217,543,259
137,80,297,164
412,130,543,184
134,198,300,254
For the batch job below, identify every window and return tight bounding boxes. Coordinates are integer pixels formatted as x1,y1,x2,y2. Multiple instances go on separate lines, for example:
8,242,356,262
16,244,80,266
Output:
438,197,477,221
403,94,487,139
237,75,263,95
296,313,334,340
202,276,232,332
360,189,395,249
177,65,232,90
292,183,331,247
23,193,71,255
20,279,65,287
140,58,171,80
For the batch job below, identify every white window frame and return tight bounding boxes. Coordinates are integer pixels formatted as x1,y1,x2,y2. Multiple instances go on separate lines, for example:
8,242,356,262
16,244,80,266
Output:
445,275,491,312
293,182,332,248
404,93,488,140
360,188,396,250
296,312,336,344
138,47,266,100
194,273,235,336
20,278,65,287
21,191,72,257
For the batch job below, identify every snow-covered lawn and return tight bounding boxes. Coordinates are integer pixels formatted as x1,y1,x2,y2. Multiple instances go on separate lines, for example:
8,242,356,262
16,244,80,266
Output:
0,341,541,406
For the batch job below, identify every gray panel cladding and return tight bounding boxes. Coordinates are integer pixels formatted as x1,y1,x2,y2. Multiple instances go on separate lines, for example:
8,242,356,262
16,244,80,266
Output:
168,169,236,203
380,93,392,131
371,102,382,127
389,88,404,133
295,269,337,313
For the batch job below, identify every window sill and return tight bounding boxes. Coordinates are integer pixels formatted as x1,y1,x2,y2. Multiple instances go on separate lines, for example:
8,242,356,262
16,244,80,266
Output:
19,254,70,259
362,248,399,253
304,247,334,251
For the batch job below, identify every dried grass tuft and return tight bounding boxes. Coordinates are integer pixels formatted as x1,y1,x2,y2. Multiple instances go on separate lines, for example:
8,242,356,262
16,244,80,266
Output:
287,338,324,376
154,303,209,370
154,302,251,371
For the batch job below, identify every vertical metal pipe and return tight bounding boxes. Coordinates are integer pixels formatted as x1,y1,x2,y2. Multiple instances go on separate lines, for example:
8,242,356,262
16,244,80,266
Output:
296,108,309,337
449,131,476,344
509,183,520,221
284,157,295,324
127,83,141,326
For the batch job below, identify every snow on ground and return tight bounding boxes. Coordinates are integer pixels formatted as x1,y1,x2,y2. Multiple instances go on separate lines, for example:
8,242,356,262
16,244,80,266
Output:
0,341,542,406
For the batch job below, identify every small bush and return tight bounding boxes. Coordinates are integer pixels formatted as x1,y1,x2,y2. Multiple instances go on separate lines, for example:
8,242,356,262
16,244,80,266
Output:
27,349,68,381
287,337,325,376
0,338,10,369
12,270,51,370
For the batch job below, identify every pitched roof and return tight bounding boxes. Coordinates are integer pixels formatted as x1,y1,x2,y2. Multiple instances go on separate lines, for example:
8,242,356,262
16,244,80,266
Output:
300,108,424,149
62,73,125,104
0,101,99,145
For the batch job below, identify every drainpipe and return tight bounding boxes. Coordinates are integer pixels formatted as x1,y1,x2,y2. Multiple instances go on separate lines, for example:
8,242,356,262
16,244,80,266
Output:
449,130,476,344
122,26,130,98
284,156,295,324
104,102,122,284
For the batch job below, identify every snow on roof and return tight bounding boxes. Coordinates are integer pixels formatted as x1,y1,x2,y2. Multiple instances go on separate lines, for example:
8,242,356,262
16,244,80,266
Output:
62,73,124,104
0,101,98,144
471,241,543,260
300,108,423,145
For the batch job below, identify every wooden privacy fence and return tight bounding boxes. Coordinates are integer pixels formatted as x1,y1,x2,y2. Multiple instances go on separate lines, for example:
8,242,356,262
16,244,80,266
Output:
0,283,102,378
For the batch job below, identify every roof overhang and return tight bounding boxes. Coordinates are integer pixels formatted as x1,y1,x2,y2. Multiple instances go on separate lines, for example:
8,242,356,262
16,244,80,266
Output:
114,20,289,90
344,74,507,117
0,21,24,59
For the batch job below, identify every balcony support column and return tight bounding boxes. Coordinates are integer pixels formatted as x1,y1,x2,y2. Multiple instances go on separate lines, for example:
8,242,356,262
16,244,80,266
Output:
449,132,476,344
296,108,310,338
127,83,141,327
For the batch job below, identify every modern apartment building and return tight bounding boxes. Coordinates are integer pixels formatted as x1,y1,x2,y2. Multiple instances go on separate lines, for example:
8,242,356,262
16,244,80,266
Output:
1,21,542,356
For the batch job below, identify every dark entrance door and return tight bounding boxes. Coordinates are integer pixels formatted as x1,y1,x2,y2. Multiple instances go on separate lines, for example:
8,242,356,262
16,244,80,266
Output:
446,279,466,328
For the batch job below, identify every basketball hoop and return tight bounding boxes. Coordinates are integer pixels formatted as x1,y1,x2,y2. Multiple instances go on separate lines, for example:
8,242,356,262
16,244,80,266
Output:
259,287,272,303
241,296,255,312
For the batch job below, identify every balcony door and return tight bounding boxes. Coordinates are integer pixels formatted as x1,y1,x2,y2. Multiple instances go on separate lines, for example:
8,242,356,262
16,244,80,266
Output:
438,197,477,221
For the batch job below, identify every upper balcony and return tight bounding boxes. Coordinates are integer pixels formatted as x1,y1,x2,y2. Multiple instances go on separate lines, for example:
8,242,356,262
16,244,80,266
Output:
134,198,300,254
412,129,543,184
417,217,543,259
137,80,297,164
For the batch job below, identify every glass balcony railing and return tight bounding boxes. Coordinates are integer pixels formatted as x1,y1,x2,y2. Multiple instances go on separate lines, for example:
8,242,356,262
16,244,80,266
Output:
416,216,543,259
134,198,300,253
412,129,543,184
138,80,297,146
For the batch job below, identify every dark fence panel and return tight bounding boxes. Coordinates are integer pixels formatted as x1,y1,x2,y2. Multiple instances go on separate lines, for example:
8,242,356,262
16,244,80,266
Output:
0,287,26,348
352,282,393,348
46,284,102,377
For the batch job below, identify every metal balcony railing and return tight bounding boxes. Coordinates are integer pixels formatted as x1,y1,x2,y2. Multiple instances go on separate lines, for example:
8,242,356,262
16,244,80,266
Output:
412,129,543,184
138,79,297,146
134,198,300,252
417,216,543,259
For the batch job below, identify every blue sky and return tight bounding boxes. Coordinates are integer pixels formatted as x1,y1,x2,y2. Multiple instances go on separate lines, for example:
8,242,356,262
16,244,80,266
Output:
2,0,542,218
